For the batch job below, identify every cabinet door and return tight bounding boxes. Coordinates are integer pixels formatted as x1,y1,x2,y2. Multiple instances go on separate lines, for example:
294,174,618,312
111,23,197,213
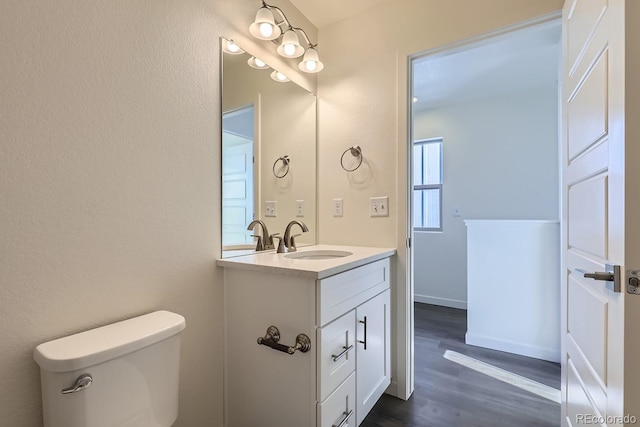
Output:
356,290,390,425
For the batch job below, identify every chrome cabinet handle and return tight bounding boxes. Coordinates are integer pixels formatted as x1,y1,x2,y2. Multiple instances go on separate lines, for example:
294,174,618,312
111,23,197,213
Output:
332,409,353,427
358,317,367,350
61,374,93,394
331,344,354,362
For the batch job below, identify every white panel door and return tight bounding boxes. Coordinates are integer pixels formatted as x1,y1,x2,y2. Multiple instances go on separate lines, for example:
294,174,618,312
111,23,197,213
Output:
561,0,640,425
222,133,254,247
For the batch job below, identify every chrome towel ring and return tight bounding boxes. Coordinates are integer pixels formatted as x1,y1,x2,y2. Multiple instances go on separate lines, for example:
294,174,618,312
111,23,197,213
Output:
272,155,290,178
340,145,363,172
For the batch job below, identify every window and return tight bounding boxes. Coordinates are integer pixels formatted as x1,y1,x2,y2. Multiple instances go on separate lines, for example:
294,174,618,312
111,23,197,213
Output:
413,138,443,231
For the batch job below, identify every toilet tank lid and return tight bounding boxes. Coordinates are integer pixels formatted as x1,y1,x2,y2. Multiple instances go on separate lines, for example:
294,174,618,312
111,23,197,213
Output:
33,310,186,372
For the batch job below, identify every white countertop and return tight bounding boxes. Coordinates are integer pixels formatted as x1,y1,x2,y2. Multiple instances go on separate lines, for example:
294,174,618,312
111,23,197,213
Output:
217,244,396,279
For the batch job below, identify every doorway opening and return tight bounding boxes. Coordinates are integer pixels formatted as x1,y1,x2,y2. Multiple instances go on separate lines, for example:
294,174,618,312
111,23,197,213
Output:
369,15,564,427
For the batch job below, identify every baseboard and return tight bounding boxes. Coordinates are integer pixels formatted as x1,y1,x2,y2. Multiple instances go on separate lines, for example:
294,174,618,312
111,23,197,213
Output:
415,294,467,310
465,332,560,363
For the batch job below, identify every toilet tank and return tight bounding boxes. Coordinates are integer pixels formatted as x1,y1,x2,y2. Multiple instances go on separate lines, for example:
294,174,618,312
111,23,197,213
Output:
34,311,186,427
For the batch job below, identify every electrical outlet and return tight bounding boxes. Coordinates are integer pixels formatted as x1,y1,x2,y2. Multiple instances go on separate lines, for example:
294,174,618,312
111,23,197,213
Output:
296,200,304,217
333,198,343,217
370,196,389,217
265,201,277,217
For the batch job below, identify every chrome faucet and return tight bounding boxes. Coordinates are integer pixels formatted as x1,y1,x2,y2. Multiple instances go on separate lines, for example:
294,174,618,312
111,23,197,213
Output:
278,220,309,253
247,220,275,251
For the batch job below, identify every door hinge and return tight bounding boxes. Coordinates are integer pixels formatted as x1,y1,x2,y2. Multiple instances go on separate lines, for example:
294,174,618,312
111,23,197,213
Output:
406,237,411,248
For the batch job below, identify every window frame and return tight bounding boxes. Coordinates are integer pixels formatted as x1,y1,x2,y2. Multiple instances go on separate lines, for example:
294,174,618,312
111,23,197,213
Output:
413,137,443,232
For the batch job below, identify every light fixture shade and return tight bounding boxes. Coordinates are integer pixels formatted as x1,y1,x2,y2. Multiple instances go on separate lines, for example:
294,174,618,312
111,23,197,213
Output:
249,6,281,40
276,29,304,58
298,47,324,73
248,56,269,70
222,39,245,55
270,70,290,82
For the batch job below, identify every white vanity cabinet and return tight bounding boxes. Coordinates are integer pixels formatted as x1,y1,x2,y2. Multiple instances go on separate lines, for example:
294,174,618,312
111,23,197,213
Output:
221,249,392,427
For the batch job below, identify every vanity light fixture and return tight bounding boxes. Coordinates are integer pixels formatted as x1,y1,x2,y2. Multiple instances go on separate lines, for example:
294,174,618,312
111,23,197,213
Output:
299,46,324,73
249,0,324,73
270,70,290,83
222,39,245,55
248,56,270,70
249,4,282,40
276,28,304,58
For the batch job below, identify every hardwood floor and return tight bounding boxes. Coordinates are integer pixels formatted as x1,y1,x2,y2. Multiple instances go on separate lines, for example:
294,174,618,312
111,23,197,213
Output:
361,303,561,427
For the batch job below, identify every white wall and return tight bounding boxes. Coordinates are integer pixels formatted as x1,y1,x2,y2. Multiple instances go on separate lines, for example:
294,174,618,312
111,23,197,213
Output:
0,1,315,425
413,87,559,308
316,0,563,396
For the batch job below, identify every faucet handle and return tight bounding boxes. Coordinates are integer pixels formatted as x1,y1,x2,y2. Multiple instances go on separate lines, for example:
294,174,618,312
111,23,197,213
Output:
263,233,278,250
250,235,264,251
273,235,286,253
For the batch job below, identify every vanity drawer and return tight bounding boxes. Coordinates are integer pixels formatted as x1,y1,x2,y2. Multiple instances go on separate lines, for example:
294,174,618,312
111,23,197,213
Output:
317,310,356,402
317,258,390,326
317,372,356,427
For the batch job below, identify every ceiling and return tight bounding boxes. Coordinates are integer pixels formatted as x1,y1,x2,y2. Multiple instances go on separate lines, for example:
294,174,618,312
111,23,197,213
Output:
286,1,560,111
288,0,386,29
413,20,561,111
412,20,561,112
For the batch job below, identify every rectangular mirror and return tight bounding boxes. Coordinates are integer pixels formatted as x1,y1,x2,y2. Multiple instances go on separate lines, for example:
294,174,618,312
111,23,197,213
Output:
221,39,317,258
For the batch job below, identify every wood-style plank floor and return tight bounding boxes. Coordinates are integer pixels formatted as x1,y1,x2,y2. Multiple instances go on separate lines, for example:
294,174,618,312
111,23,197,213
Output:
361,303,561,427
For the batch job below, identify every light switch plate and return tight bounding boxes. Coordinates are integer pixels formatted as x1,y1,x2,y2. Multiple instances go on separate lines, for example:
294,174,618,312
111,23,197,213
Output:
370,196,389,217
296,200,304,217
452,205,462,217
265,201,277,217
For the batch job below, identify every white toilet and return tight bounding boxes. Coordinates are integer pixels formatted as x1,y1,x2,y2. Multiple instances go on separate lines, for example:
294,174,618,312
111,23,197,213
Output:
34,310,186,427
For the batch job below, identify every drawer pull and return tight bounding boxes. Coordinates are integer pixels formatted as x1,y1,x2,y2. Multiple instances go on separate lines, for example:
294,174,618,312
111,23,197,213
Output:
332,409,353,427
331,344,354,362
257,325,311,355
358,317,367,350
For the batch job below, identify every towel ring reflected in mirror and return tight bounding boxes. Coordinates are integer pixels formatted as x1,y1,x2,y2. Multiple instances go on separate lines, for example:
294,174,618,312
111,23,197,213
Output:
340,145,363,172
273,155,290,178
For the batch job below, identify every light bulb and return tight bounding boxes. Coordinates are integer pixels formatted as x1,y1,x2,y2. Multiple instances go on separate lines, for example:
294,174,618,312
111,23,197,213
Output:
276,72,287,81
298,47,323,73
259,22,273,38
305,60,317,72
283,43,296,57
255,58,266,68
227,40,240,53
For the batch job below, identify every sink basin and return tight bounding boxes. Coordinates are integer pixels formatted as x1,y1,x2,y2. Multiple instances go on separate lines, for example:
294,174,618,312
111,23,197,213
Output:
284,250,353,260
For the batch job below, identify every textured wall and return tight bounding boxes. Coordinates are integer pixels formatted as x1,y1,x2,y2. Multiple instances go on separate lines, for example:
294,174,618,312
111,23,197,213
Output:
0,0,315,425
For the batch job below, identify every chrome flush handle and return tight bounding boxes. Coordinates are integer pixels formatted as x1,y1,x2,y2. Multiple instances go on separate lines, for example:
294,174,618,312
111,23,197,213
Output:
61,374,93,394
